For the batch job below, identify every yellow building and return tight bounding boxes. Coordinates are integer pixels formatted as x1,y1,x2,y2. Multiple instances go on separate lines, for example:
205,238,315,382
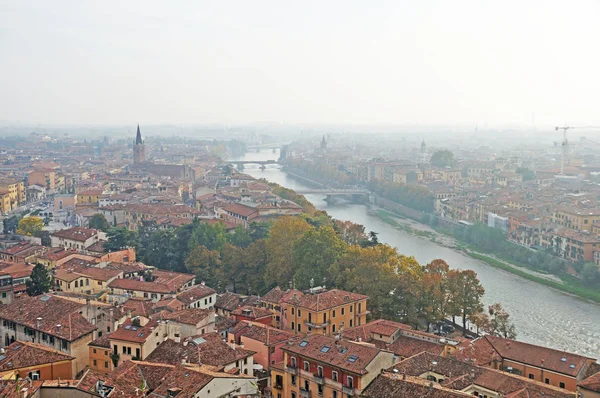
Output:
0,190,12,213
109,318,166,366
0,179,25,208
552,206,600,232
54,267,122,295
282,289,369,336
77,189,103,204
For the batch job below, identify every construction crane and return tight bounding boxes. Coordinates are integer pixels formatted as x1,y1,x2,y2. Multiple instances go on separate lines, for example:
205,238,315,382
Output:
554,125,600,175
555,125,572,175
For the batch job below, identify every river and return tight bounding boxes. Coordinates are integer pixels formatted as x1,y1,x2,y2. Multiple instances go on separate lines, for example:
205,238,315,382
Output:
231,149,600,358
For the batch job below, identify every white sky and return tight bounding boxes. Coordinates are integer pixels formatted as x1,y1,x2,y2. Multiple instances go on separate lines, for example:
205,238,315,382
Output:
1,0,599,126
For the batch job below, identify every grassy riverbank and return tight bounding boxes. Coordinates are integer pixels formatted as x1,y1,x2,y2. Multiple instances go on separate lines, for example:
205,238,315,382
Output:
373,206,600,303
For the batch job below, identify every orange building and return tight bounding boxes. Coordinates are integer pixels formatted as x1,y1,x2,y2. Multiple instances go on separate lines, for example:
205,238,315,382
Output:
453,335,596,392
270,334,396,398
0,341,75,380
28,169,56,191
281,289,369,336
231,320,295,369
88,334,114,373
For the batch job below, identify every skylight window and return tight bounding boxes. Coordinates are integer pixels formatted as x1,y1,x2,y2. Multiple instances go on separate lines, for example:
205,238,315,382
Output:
320,346,330,353
299,341,309,347
348,355,359,363
124,325,131,330
138,333,144,337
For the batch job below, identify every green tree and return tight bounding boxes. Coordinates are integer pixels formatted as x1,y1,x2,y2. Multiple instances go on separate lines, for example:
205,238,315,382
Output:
581,263,600,287
244,240,269,295
16,216,44,236
143,229,178,271
185,245,221,288
228,225,253,248
248,222,270,241
430,150,456,168
104,227,140,252
188,222,227,252
292,225,346,289
38,230,51,247
265,217,313,287
3,215,21,234
26,263,53,296
89,213,110,232
334,220,367,245
220,243,245,292
516,167,536,181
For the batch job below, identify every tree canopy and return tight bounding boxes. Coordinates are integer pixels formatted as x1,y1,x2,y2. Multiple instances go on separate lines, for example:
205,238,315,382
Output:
89,213,110,232
26,263,52,296
16,216,44,236
430,150,456,168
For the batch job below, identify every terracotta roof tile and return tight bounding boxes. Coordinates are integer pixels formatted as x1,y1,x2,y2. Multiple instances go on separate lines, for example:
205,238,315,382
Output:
282,289,368,311
176,285,216,304
232,321,295,346
0,341,74,371
51,227,103,242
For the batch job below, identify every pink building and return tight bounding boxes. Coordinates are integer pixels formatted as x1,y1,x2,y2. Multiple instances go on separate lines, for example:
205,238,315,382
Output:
231,320,295,369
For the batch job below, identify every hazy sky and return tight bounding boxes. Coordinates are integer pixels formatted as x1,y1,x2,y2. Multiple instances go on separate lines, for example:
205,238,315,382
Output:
1,1,599,127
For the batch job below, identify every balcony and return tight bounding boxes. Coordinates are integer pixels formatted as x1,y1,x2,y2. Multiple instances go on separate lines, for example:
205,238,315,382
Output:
313,374,324,384
273,384,283,390
299,387,312,398
304,321,328,329
286,366,297,375
342,386,355,396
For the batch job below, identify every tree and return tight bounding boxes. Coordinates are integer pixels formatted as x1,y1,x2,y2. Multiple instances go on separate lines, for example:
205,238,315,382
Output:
450,269,485,335
26,263,52,296
581,263,600,287
3,215,20,234
228,225,253,248
184,245,221,288
485,303,517,339
265,217,312,287
89,213,110,232
188,222,227,252
220,243,245,292
415,259,450,330
244,240,268,295
105,227,140,252
38,230,51,247
516,167,536,181
292,225,346,289
430,150,456,168
248,222,270,241
334,220,367,245
16,216,44,236
142,229,177,271
468,311,490,335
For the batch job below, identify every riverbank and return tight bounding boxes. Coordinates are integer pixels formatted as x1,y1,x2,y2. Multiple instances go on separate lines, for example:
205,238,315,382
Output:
371,205,600,303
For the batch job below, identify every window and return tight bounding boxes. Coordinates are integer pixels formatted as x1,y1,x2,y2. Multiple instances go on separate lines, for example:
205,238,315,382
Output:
298,309,302,317
332,371,338,382
333,391,337,398
529,374,534,379
93,359,97,366
347,376,354,389
545,378,550,384
318,384,323,396
332,310,336,318
349,319,353,327
104,361,109,368
350,305,353,312
62,340,68,350
304,361,310,371
320,346,330,353
559,382,565,389
332,324,336,333
123,346,127,354
317,366,323,377
127,347,132,355
291,308,295,315
341,307,345,315
2,292,6,298
291,322,295,330
86,279,89,286
28,371,40,380
291,393,296,398
93,348,97,354
135,348,140,358
297,323,301,332
291,357,297,368
291,375,297,386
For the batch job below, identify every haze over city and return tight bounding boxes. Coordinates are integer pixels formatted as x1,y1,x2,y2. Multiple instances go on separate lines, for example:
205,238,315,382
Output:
2,0,600,127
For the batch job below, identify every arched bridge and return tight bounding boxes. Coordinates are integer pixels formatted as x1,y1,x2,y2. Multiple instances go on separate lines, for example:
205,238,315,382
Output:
227,160,279,166
294,188,370,196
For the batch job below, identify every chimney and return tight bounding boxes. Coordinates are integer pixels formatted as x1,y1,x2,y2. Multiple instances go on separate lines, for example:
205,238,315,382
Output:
36,317,42,329
56,324,62,333
231,342,236,350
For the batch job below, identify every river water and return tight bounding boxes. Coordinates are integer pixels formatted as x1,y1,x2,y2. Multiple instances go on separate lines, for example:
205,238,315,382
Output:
231,149,600,358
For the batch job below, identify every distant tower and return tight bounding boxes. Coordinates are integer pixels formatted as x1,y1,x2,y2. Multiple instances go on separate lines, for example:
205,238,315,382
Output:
420,140,428,163
321,135,327,151
133,125,146,164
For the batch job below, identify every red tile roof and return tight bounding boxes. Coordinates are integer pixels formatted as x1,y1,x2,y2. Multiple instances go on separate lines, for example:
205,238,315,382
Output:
282,289,368,311
580,371,600,392
51,227,102,242
0,341,74,371
231,305,272,320
232,321,295,346
108,278,173,294
362,373,473,398
145,333,255,368
0,294,96,341
176,284,216,304
109,318,158,344
283,334,382,375
161,308,213,326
